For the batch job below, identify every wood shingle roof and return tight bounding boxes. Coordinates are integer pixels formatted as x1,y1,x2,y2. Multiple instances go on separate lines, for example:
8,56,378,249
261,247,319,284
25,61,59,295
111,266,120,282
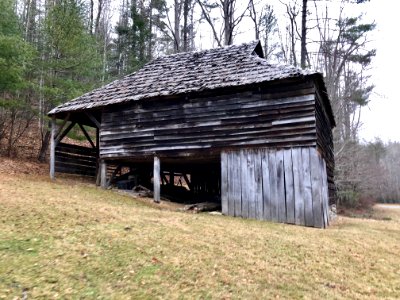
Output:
48,41,328,118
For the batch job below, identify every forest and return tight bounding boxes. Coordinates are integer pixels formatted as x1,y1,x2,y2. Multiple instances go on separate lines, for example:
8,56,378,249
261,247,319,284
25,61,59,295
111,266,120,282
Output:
0,0,399,206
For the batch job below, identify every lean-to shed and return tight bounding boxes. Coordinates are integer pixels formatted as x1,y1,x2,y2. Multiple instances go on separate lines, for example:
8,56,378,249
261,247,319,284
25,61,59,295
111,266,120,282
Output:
48,41,335,228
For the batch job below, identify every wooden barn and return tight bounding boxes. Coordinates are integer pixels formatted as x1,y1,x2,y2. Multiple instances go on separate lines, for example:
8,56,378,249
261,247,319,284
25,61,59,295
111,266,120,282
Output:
48,41,335,228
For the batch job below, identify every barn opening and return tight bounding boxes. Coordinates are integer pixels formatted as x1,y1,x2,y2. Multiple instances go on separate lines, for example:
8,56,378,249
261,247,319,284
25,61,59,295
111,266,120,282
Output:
104,156,221,206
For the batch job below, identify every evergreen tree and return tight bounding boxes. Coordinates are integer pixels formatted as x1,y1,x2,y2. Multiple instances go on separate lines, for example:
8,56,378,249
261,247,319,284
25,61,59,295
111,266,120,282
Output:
112,0,167,77
43,0,101,106
0,0,36,156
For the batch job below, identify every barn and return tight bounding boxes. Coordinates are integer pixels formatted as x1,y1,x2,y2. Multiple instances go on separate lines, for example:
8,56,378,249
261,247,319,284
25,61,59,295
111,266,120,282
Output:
48,41,335,228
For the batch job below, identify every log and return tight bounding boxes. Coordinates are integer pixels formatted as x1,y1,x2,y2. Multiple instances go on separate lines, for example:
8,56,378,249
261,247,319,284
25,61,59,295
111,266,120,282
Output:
100,160,107,188
183,202,221,213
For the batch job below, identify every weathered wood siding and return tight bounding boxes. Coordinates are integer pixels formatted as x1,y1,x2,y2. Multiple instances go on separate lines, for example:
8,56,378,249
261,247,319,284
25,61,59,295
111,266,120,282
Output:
315,86,335,204
100,79,317,158
55,142,97,177
221,147,330,228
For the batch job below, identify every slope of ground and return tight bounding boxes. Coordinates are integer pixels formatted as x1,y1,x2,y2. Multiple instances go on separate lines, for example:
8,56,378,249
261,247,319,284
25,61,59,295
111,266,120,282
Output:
0,168,399,299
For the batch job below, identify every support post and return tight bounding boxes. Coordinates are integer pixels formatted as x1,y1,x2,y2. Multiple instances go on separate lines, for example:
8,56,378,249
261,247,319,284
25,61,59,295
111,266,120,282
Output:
100,160,107,188
95,127,100,186
154,156,160,203
50,116,56,180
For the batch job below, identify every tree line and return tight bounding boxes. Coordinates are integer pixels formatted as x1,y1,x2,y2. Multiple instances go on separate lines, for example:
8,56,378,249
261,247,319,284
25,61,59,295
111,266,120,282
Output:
1,0,398,204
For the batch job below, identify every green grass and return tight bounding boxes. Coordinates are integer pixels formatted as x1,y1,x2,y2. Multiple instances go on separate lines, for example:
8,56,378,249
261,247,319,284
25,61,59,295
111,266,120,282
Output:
1,173,400,299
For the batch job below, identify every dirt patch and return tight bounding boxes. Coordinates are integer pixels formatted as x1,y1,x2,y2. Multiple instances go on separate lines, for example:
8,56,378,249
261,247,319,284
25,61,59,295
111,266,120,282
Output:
0,157,48,176
116,189,186,211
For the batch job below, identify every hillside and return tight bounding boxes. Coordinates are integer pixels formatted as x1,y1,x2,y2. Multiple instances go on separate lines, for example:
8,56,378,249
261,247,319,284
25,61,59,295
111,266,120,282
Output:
0,161,399,299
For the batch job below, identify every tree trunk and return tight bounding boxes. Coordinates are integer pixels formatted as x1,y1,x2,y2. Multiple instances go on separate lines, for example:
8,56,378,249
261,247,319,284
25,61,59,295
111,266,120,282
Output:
182,0,190,51
174,0,181,52
38,130,51,162
89,0,94,34
300,0,307,69
95,0,103,35
223,0,232,45
248,0,259,40
7,110,16,157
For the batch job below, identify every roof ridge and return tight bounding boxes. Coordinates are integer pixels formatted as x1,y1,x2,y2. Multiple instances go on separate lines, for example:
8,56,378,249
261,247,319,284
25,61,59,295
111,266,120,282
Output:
157,40,260,59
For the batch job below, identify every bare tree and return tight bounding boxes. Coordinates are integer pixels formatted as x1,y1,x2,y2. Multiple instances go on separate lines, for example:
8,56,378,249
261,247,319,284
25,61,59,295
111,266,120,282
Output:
197,0,248,46
282,1,299,66
182,0,194,51
248,0,259,40
300,0,307,68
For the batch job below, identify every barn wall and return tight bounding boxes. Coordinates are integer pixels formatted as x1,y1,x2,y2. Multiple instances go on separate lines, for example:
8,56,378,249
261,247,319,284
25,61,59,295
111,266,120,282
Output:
221,147,330,228
100,79,317,159
55,143,97,177
315,86,335,204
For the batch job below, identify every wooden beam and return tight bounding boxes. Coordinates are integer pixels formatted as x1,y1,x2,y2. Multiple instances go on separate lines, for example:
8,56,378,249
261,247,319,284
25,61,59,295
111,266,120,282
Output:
95,127,100,186
221,151,228,215
161,172,169,185
100,160,107,188
96,127,100,150
95,162,101,186
183,173,192,190
78,123,96,149
55,113,70,139
153,156,160,203
85,112,100,128
50,116,56,180
55,122,76,146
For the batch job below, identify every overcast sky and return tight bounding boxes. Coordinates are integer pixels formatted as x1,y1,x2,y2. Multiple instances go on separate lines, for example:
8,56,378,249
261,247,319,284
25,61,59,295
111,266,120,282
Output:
194,0,395,143
358,0,399,143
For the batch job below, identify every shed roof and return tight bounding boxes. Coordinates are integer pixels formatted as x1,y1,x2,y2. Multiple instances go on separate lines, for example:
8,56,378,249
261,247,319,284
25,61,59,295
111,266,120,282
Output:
48,41,333,124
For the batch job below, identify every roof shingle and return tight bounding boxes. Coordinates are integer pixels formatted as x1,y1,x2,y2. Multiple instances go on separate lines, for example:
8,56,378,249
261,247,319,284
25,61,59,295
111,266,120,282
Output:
48,41,318,115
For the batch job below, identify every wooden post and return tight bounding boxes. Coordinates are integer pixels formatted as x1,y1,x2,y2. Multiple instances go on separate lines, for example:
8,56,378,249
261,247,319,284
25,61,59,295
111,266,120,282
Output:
154,156,160,203
50,116,56,180
95,127,100,186
100,160,107,188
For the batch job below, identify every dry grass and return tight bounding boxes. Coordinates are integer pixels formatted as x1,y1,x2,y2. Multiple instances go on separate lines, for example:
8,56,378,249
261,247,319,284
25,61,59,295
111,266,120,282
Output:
0,171,399,299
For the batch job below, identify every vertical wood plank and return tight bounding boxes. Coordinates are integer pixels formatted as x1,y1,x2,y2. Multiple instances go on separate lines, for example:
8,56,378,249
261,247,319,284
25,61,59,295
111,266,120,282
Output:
96,127,100,149
153,156,160,203
227,152,235,216
268,150,279,222
247,150,256,219
301,148,314,227
292,148,305,225
241,149,249,218
261,149,271,221
321,158,329,227
221,151,228,215
100,160,107,189
50,116,56,180
254,150,263,220
310,148,324,228
233,151,242,217
95,127,100,186
283,149,295,224
276,150,286,223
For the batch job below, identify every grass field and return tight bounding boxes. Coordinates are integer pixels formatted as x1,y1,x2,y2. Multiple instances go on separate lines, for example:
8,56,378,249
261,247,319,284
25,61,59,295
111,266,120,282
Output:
0,171,399,299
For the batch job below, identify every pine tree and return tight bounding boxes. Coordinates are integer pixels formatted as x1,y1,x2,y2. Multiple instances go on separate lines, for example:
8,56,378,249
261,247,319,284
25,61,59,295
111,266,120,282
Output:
43,0,101,106
0,0,36,156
